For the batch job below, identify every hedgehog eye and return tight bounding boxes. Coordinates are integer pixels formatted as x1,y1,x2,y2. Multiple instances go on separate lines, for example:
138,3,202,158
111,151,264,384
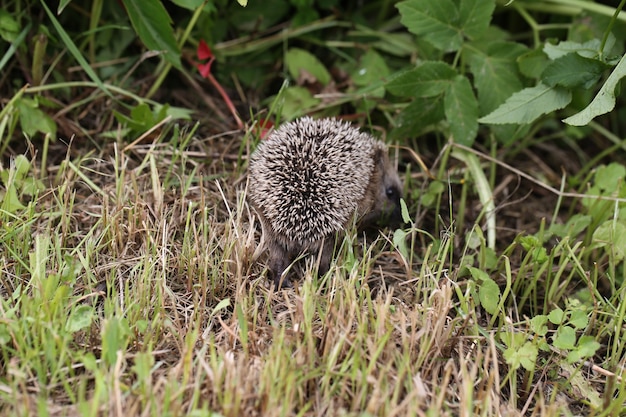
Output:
386,187,398,200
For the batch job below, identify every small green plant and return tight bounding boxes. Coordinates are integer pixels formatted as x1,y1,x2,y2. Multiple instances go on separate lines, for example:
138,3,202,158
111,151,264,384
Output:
0,155,44,213
386,0,626,146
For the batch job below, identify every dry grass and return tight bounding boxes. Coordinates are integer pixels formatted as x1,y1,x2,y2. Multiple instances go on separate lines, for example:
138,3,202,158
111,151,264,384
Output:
2,120,623,417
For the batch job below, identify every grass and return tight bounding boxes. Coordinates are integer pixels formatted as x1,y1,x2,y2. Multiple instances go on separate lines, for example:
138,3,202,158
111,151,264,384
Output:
1,118,625,416
2,1,626,415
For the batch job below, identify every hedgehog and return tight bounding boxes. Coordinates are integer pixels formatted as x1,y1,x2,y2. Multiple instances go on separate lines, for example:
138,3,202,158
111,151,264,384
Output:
248,116,403,289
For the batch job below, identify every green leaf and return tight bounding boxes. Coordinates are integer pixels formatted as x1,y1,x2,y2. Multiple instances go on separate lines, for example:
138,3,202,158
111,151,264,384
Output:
549,214,592,239
393,229,410,259
553,326,576,350
396,0,462,52
517,49,550,79
389,95,445,140
593,220,626,261
444,75,478,145
16,98,57,140
286,48,331,85
280,86,320,120
479,278,500,315
504,341,537,371
569,309,588,330
468,266,500,315
66,305,94,333
352,49,390,92
466,41,527,114
548,308,566,324
479,83,572,125
420,180,445,207
386,61,457,98
541,53,608,89
564,53,626,126
530,315,548,336
0,180,25,212
567,335,600,363
400,198,411,224
595,163,626,192
121,0,181,69
102,317,131,367
0,9,20,42
458,0,495,40
543,39,602,60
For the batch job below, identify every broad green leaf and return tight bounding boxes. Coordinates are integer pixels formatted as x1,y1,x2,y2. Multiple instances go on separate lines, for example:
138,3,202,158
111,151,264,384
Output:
420,180,445,207
444,75,478,145
458,0,495,39
517,49,550,79
549,214,592,239
352,49,390,97
544,39,602,60
567,335,600,363
102,317,131,367
468,266,500,315
569,309,589,330
16,98,57,140
0,9,20,42
504,341,537,371
0,181,25,212
286,48,331,85
593,220,626,261
595,163,626,192
121,0,181,69
280,86,320,120
393,229,410,259
467,41,527,114
553,326,576,350
564,53,626,126
386,61,456,98
530,315,548,336
13,154,31,179
479,83,571,125
397,0,462,52
478,278,500,315
548,308,566,324
541,53,608,89
389,95,445,140
66,305,94,333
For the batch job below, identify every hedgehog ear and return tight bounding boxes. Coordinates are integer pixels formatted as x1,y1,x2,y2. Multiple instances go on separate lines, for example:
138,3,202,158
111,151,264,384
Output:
373,146,387,169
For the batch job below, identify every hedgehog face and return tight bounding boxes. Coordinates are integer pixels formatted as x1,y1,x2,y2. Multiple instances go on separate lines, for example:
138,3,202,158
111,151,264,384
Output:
375,154,404,225
358,148,403,228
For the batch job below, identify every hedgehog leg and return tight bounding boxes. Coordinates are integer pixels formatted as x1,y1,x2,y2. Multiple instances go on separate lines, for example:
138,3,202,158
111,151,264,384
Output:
268,242,293,290
317,238,335,277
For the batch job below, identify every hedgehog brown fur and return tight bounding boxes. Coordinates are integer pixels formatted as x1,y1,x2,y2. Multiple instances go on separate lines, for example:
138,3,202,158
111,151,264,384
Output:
248,116,403,289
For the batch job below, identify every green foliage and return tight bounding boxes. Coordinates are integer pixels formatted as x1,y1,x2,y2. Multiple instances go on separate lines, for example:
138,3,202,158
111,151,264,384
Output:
285,47,331,85
121,0,182,69
0,155,44,213
387,0,626,145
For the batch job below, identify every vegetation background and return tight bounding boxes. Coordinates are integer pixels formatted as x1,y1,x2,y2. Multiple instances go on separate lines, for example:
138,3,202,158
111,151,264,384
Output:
1,0,626,415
